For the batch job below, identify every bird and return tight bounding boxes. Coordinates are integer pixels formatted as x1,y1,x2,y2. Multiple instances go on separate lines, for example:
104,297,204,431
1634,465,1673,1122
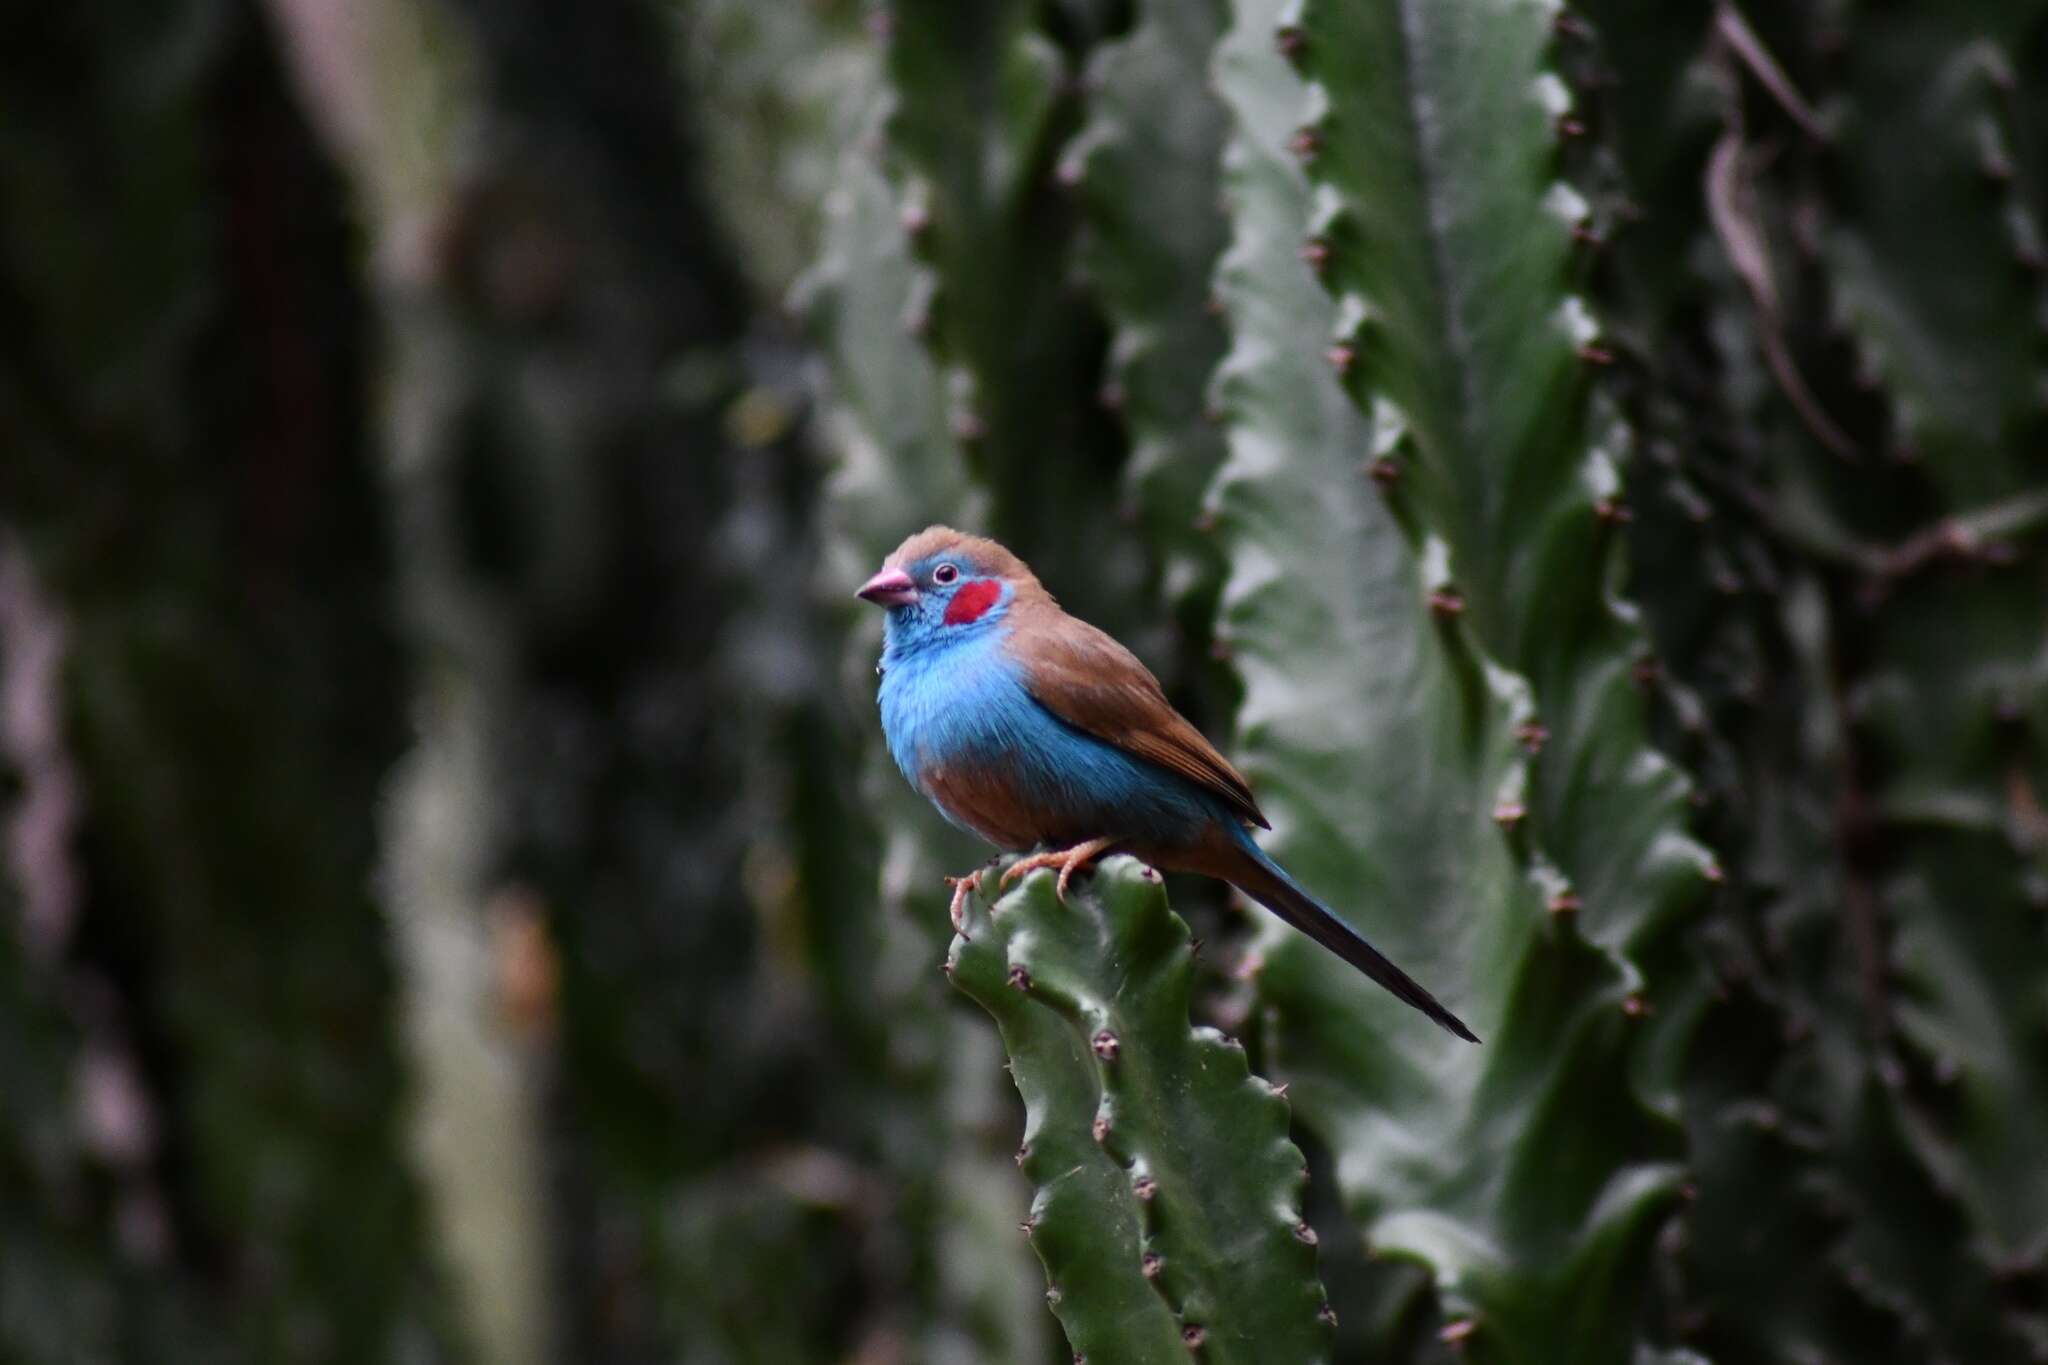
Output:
856,525,1477,1043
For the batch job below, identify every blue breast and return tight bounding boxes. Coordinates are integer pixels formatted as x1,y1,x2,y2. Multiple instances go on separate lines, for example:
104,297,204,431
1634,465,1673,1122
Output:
877,620,1229,849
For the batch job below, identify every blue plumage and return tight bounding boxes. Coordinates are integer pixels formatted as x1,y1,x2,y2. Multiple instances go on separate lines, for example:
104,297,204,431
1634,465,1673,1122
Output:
879,605,1235,850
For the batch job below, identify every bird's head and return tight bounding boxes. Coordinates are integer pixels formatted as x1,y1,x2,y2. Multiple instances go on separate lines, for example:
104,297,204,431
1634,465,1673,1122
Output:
857,526,1039,650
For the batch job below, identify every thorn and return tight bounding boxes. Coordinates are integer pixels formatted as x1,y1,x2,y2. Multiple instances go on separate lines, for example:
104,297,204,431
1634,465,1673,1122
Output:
1204,292,1226,316
1300,239,1332,274
1046,1286,1062,1306
1220,1033,1243,1050
1515,720,1548,752
1020,1217,1038,1238
899,201,930,237
1288,127,1322,162
1631,656,1663,689
1189,937,1205,958
1098,382,1125,412
1192,508,1219,533
1294,1221,1319,1245
1208,638,1233,662
1324,343,1355,375
951,410,987,442
1134,1174,1158,1201
1317,1304,1339,1327
1016,1144,1030,1166
1055,156,1085,189
1092,1115,1110,1143
1440,1318,1477,1347
1557,115,1587,139
1142,1252,1164,1278
1571,222,1601,245
1270,1081,1289,1099
1578,342,1615,365
1139,865,1162,884
1594,497,1632,524
1623,992,1652,1018
1493,801,1526,828
1092,1030,1121,1061
866,8,895,40
1367,455,1400,487
1274,25,1306,63
1428,586,1465,618
1008,964,1032,991
1548,889,1582,916
940,958,954,975
1553,11,1590,38
1181,1325,1207,1350
1701,860,1725,884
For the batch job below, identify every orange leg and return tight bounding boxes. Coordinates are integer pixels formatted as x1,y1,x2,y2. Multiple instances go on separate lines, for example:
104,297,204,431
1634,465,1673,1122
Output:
998,837,1119,903
944,868,984,933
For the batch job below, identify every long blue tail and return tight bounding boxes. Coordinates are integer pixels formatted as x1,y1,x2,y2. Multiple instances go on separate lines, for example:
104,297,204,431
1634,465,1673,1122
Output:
1224,827,1478,1043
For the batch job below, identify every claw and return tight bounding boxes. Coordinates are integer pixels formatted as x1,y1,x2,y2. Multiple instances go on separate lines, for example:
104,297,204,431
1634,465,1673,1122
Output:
945,869,983,934
998,837,1119,903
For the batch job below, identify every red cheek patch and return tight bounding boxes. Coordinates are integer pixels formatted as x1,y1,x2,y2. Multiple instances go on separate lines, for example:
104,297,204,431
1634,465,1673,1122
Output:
943,579,1003,626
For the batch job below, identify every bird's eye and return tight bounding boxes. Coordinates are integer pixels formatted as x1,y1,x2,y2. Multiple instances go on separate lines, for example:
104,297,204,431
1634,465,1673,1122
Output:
933,563,960,585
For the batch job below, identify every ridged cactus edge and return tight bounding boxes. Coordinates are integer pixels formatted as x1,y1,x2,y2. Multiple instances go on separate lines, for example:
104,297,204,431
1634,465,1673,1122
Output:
949,858,1336,1364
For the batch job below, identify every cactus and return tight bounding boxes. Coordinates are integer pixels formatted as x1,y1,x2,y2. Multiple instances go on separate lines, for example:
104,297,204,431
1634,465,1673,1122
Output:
948,860,1333,1363
803,41,1063,1363
0,9,455,1360
1066,0,1232,621
1201,0,1706,1360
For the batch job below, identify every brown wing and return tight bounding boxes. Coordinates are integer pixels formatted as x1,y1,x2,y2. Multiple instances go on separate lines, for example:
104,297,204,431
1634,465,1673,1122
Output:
1006,601,1270,829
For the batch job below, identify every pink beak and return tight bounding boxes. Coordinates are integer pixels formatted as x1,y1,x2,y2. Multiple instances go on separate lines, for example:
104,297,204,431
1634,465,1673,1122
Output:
856,566,919,607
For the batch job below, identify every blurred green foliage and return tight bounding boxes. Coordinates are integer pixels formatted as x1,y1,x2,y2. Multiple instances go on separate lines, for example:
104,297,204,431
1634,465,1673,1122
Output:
2,1,2045,1363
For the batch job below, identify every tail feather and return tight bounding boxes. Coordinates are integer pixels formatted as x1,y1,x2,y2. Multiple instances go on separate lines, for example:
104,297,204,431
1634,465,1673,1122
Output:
1225,831,1478,1044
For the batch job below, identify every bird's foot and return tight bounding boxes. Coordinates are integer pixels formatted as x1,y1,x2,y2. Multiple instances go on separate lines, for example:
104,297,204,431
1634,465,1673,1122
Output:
944,869,984,934
999,837,1119,903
